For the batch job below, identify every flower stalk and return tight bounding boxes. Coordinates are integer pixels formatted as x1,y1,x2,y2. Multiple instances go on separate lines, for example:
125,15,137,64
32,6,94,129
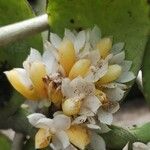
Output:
0,14,49,47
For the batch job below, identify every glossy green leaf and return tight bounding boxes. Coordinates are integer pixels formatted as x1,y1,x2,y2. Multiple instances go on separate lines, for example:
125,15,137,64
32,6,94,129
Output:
47,0,150,76
0,0,43,119
142,37,150,104
0,133,11,150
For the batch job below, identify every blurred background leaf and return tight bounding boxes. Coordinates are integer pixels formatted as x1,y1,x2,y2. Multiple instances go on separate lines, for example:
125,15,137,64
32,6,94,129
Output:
0,0,43,120
0,133,11,150
47,0,150,78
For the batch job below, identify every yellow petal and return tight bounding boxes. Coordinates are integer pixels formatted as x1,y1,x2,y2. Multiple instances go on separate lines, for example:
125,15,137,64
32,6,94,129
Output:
98,64,122,84
29,62,47,99
67,125,90,150
4,69,38,100
97,37,112,58
35,128,52,149
48,82,63,108
58,40,76,75
69,59,91,80
62,98,82,116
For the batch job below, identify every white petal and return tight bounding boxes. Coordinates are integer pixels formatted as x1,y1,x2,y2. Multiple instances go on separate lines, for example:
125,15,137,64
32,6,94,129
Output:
65,144,78,150
133,142,149,150
85,60,108,82
102,82,127,90
117,71,135,83
64,29,76,42
11,68,32,88
61,78,72,98
105,87,125,101
27,113,46,127
78,43,91,59
120,60,132,72
42,50,58,74
111,42,125,55
122,143,129,150
54,114,71,130
72,115,87,124
86,124,101,129
98,109,113,125
55,131,70,149
70,77,95,96
50,33,62,49
90,25,101,47
23,48,42,71
87,50,100,66
80,96,101,114
79,108,95,117
74,31,86,53
35,118,54,129
110,51,125,64
90,131,106,150
108,102,120,113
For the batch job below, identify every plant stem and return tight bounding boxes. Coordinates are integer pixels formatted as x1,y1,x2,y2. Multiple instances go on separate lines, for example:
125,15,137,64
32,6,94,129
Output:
0,14,49,47
12,133,24,150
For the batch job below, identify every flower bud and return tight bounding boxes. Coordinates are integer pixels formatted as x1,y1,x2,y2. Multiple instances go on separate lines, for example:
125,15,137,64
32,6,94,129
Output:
97,37,112,58
67,125,90,150
4,69,38,100
69,59,91,79
48,82,63,108
98,64,122,84
35,128,51,149
58,40,76,75
62,98,82,116
29,62,47,99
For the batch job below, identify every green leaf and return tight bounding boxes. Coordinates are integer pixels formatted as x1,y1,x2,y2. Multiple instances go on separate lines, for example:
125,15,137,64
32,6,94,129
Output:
142,37,150,104
47,0,150,76
0,0,43,119
101,125,137,150
0,133,11,150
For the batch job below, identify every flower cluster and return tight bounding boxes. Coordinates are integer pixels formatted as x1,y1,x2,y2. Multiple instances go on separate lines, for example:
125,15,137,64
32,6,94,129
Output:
5,26,135,150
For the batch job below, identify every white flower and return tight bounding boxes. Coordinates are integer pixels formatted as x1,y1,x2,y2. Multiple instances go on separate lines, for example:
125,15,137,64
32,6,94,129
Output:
61,77,102,129
27,113,74,150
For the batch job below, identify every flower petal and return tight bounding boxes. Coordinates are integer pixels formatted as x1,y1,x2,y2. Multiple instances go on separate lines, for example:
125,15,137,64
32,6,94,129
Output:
64,28,76,43
110,51,125,64
133,142,148,150
111,42,125,55
4,68,37,100
80,96,101,114
42,49,58,74
35,128,51,149
85,60,108,82
29,61,47,98
98,109,113,125
90,131,106,150
74,31,86,53
27,113,46,127
72,115,87,125
50,33,62,49
105,87,125,101
117,71,135,83
67,125,90,150
122,143,129,150
53,114,71,130
56,131,70,149
35,118,54,129
23,48,42,71
90,25,101,47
